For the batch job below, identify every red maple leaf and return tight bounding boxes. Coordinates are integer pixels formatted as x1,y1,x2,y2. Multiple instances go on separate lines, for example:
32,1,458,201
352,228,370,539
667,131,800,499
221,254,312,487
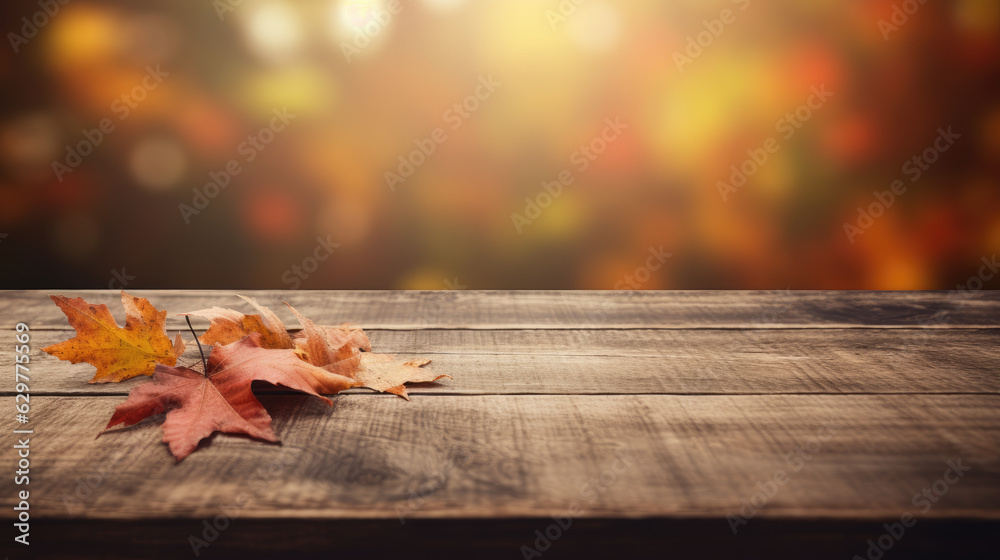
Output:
102,334,358,460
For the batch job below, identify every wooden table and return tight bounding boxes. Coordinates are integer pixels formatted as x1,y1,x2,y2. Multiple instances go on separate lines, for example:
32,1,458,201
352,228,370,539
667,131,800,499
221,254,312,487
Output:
3,290,999,559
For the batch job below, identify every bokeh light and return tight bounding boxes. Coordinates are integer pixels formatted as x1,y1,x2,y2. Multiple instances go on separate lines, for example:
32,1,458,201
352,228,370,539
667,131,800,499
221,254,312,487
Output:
0,0,998,290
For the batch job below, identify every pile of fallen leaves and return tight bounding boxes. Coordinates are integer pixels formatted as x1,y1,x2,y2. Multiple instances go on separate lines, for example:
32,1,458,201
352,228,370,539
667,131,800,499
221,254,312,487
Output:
43,291,449,460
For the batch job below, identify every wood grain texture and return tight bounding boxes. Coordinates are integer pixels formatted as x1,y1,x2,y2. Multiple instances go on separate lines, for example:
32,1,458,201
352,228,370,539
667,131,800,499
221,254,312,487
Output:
2,290,999,559
3,289,1000,329
4,394,999,521
9,328,999,396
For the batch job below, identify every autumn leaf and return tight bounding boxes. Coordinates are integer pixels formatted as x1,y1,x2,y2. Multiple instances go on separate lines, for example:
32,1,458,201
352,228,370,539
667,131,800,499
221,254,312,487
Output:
321,321,371,353
181,294,292,349
103,334,359,460
283,302,446,399
172,333,186,357
43,291,184,383
354,353,450,400
286,303,364,377
184,295,448,400
310,324,372,353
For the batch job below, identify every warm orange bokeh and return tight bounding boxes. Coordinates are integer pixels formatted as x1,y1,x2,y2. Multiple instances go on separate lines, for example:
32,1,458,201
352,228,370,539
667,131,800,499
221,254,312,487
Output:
1,0,998,289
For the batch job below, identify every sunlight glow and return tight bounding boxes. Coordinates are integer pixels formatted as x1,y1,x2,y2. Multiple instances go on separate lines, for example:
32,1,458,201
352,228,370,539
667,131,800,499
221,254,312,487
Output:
245,3,303,62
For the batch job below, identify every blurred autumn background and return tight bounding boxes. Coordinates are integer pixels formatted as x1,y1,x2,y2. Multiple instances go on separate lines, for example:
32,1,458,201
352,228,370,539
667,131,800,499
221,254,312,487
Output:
1,0,998,290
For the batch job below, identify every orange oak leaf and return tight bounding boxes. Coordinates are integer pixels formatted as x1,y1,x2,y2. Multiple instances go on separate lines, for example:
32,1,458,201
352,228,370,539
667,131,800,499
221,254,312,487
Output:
283,302,446,399
43,291,184,383
102,334,359,460
313,324,372,353
286,303,364,377
181,295,292,349
354,353,451,400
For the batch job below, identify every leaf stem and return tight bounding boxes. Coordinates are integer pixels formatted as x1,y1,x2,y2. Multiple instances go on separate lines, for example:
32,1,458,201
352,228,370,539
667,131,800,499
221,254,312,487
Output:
185,316,209,377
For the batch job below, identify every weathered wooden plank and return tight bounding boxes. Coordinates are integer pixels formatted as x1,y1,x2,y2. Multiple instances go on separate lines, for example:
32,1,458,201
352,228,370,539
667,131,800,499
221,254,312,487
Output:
4,290,997,558
4,394,998,522
3,290,999,330
10,328,998,396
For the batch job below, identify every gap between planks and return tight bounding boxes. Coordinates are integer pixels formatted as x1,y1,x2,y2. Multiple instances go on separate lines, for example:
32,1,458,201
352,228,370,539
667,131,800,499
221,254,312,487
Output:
8,391,1000,398
9,325,1000,332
